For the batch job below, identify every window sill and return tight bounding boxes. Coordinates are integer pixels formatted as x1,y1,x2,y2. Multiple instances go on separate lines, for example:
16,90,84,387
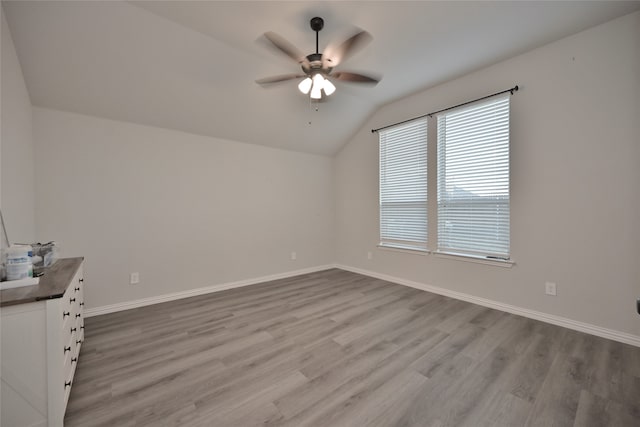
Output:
434,251,514,268
376,245,514,267
377,244,429,256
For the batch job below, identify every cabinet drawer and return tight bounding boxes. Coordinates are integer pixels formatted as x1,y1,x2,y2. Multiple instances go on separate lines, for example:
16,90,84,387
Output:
71,277,83,304
73,327,83,354
75,319,85,343
61,309,74,341
63,357,75,410
63,346,75,384
62,329,75,367
66,293,79,311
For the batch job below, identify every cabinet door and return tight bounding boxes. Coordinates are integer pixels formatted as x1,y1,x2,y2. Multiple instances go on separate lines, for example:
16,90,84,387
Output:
1,303,48,427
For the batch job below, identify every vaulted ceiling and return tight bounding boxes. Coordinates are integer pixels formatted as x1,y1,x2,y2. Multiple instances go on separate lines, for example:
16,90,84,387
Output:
4,1,639,155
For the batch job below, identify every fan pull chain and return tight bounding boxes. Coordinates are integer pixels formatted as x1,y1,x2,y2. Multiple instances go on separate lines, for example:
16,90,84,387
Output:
307,97,320,125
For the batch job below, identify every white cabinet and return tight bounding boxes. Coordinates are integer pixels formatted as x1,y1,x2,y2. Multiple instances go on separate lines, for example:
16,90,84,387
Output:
1,258,85,427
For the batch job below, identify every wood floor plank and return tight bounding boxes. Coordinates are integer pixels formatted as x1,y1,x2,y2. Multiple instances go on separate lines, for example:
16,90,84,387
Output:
65,269,640,426
400,332,526,427
335,369,429,427
468,392,532,427
275,339,401,418
273,333,452,427
524,331,587,427
573,389,613,427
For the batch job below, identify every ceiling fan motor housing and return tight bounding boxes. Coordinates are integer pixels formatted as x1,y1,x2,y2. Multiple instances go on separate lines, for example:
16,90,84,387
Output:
310,17,324,32
303,53,329,75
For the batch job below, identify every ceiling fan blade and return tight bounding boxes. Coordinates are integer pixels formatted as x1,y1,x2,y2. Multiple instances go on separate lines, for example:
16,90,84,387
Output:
263,32,309,68
256,74,306,85
332,71,380,84
323,30,372,68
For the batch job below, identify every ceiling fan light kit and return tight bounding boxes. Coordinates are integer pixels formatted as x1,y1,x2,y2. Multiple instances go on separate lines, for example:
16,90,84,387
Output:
257,16,379,101
299,73,336,99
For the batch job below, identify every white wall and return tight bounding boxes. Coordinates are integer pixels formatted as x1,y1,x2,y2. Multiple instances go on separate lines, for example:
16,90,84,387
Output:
34,108,334,309
1,8,35,244
335,12,640,337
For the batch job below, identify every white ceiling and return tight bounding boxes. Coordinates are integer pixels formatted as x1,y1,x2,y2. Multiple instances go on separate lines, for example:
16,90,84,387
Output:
4,1,639,156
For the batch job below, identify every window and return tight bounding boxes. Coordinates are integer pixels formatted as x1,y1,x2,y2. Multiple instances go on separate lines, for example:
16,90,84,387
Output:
379,119,428,251
437,96,510,259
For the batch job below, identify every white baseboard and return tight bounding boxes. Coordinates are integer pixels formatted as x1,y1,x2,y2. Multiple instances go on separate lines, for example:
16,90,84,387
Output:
85,261,640,348
335,264,640,348
84,264,335,318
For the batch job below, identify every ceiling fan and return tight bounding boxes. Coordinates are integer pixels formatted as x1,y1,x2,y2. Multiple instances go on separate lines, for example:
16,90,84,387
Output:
256,17,380,100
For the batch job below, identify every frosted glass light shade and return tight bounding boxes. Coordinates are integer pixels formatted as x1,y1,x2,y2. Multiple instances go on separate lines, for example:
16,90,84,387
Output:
298,77,312,94
310,86,322,99
310,74,324,99
323,79,336,96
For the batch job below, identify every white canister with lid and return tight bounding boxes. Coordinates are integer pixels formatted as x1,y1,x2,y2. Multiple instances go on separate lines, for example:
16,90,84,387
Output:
6,245,33,280
6,245,32,263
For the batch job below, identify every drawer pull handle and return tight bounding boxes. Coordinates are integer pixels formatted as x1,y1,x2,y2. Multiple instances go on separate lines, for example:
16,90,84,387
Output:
75,287,80,292
65,381,72,388
63,311,70,318
71,327,77,333
72,357,77,363
76,340,83,345
80,325,85,330
70,298,76,303
64,346,71,353
79,278,84,283
80,302,85,306
75,313,81,318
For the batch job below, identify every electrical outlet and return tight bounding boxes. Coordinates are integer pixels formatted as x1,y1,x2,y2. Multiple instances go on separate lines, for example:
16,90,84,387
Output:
545,281,556,296
130,272,140,285
291,252,297,260
367,251,373,260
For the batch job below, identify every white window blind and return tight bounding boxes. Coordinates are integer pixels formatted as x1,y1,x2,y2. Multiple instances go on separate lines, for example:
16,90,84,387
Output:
379,119,428,250
437,96,510,258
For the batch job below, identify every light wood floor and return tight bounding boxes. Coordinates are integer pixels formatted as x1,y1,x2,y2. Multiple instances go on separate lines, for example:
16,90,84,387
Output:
66,269,640,426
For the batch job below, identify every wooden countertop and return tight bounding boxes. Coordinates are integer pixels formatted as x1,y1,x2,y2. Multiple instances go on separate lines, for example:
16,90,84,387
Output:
0,257,84,307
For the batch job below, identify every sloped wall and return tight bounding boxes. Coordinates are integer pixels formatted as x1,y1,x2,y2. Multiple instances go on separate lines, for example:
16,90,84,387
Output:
1,8,35,244
334,12,640,337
